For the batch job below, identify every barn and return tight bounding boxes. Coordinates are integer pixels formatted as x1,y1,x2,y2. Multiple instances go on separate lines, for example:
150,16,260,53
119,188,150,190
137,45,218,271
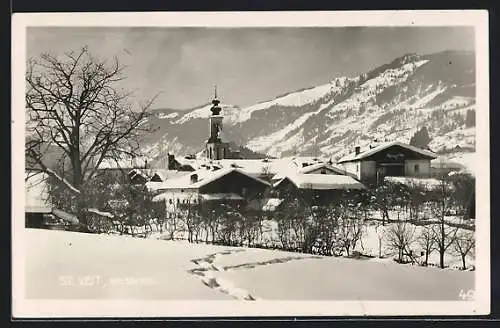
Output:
337,141,437,186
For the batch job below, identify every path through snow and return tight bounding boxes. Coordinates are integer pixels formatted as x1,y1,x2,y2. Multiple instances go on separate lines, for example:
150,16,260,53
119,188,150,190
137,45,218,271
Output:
188,249,323,300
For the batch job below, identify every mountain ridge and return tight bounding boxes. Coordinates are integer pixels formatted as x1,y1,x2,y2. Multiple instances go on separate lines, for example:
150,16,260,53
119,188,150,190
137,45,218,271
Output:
136,50,477,166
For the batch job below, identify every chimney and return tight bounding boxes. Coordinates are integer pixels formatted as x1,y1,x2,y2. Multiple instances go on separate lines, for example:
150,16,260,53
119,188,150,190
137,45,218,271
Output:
190,173,198,184
355,146,361,155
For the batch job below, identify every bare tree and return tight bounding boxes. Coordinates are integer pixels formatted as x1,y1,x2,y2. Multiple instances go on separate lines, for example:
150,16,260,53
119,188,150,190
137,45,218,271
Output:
374,223,386,258
453,228,475,270
178,195,202,243
370,183,392,225
385,219,417,263
417,225,436,266
404,180,428,221
259,165,273,182
429,178,459,269
25,47,157,228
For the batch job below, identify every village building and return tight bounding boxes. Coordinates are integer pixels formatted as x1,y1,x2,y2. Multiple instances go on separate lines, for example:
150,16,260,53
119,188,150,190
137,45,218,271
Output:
96,157,150,184
273,173,366,205
25,169,79,229
337,141,437,186
151,167,271,213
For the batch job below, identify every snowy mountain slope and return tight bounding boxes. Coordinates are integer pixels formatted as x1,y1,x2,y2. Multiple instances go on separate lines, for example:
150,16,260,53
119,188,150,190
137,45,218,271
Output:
141,50,476,164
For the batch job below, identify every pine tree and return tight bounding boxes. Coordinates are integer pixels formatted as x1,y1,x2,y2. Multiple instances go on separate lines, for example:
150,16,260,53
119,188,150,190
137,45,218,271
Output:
409,126,431,149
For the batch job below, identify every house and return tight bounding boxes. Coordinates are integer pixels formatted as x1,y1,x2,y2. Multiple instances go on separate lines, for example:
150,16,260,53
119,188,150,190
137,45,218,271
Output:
273,173,366,205
272,161,352,180
25,169,79,229
151,167,271,213
97,157,150,184
337,141,437,186
163,154,344,183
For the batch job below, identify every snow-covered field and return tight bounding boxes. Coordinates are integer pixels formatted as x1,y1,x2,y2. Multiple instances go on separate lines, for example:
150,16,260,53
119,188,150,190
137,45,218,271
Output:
24,229,473,301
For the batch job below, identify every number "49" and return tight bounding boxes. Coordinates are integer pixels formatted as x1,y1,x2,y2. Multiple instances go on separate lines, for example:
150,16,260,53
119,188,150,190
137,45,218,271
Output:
459,289,475,301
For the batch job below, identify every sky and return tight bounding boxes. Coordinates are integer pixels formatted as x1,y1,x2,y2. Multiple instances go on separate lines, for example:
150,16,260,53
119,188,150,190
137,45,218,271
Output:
27,26,475,110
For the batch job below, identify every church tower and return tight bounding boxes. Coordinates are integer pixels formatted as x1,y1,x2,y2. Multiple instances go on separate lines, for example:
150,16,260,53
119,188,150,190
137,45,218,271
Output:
206,86,230,160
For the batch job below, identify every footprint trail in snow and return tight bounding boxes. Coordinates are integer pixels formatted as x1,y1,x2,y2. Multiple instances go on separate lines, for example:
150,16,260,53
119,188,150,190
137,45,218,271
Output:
188,249,323,300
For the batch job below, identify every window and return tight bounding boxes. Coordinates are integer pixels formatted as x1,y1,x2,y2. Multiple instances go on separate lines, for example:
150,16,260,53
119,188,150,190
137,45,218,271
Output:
169,199,172,204
414,164,420,174
356,164,359,172
320,169,327,174
177,199,180,204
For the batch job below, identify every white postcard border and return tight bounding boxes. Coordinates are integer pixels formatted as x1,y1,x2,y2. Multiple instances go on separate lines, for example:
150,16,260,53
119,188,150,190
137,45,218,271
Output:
12,10,490,318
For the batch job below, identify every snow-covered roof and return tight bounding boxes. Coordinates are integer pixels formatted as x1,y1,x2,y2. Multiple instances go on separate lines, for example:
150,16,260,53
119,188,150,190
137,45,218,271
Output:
445,152,475,176
200,193,244,201
338,141,437,163
430,157,466,169
278,174,366,190
149,169,189,182
25,171,50,209
163,156,338,180
88,208,114,219
297,162,347,175
129,169,150,182
384,176,451,191
271,161,346,181
52,208,79,224
25,206,52,213
154,167,271,191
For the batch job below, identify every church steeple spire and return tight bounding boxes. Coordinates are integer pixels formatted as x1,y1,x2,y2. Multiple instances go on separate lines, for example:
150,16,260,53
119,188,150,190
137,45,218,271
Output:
211,85,221,115
206,85,229,160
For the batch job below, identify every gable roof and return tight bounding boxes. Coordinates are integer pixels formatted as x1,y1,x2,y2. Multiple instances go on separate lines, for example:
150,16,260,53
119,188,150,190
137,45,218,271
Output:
337,141,437,163
155,167,271,191
276,174,366,190
149,169,189,182
298,162,347,175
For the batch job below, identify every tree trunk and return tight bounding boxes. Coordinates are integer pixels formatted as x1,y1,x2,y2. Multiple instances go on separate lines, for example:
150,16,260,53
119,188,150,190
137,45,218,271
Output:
462,255,467,270
383,208,389,225
439,249,445,269
378,237,382,258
